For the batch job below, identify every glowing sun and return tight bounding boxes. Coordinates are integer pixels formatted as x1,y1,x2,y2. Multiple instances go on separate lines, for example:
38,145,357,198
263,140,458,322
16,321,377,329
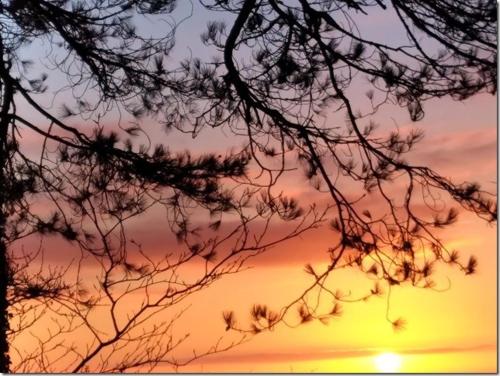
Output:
374,352,403,373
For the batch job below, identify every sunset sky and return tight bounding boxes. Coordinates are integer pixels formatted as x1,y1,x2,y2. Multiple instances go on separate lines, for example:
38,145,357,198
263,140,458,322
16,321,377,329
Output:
171,93,497,373
9,1,497,373
21,93,493,373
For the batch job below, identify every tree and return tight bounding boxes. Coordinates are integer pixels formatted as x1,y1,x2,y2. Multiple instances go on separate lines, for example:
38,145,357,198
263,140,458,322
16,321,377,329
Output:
0,0,323,372
182,0,496,332
0,0,496,372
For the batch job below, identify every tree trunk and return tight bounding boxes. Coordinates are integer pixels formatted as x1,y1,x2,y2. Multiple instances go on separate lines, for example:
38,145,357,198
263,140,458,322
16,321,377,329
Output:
0,36,13,372
0,208,10,373
0,120,11,373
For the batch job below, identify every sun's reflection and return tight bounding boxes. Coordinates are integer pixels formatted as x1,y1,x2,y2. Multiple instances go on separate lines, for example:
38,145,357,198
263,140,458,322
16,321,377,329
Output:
374,352,403,373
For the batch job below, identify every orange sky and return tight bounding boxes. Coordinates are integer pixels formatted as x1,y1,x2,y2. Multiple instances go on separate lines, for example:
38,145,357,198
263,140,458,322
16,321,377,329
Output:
8,2,497,372
10,92,497,373
166,95,497,373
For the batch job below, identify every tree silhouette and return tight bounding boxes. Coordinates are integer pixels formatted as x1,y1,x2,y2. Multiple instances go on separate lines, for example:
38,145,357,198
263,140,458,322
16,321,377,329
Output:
0,1,326,371
0,0,497,372
184,0,496,333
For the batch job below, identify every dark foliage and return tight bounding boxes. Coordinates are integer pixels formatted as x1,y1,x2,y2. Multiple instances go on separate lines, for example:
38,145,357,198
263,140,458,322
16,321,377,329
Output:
0,0,496,372
183,0,496,333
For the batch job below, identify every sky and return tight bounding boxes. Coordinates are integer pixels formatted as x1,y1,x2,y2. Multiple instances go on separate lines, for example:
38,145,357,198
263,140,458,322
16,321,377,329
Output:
172,94,497,373
8,1,498,373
